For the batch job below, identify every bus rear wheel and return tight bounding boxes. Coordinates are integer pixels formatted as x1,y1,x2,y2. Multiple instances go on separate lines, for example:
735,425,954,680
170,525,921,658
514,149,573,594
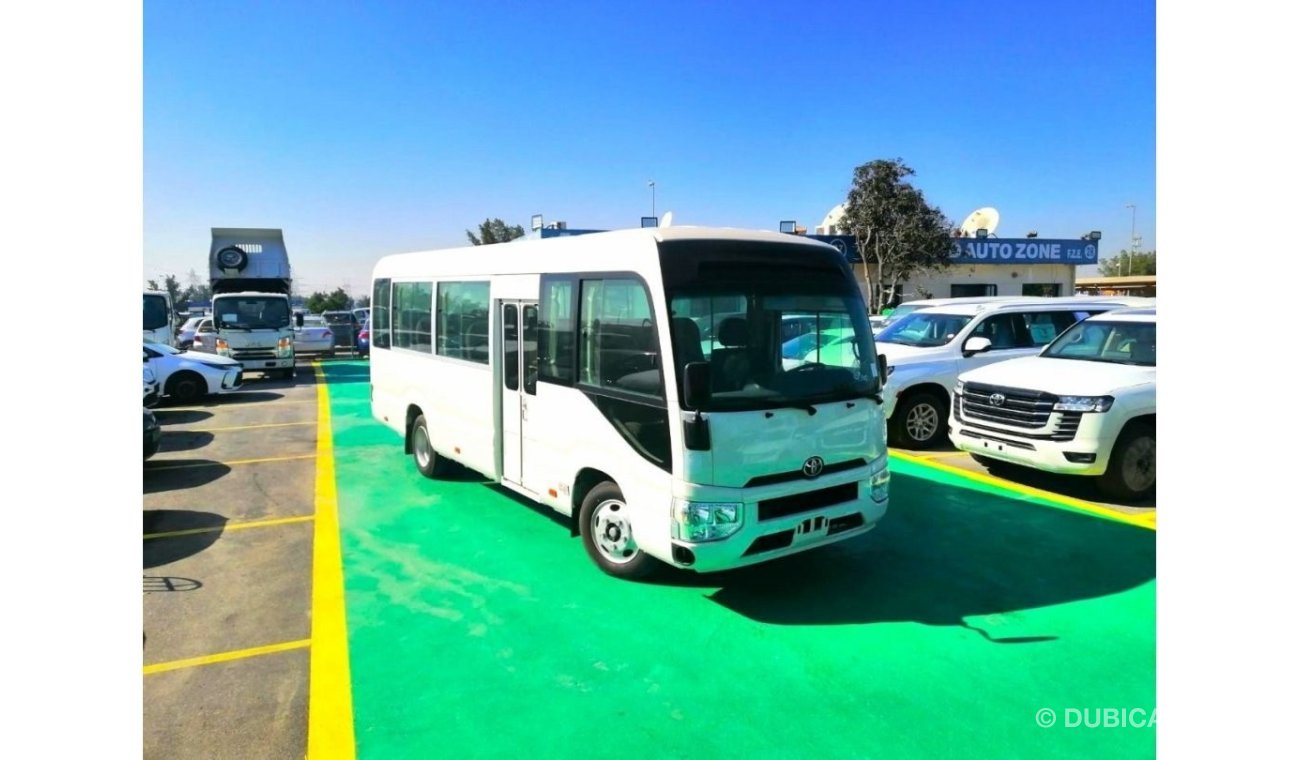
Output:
579,481,655,580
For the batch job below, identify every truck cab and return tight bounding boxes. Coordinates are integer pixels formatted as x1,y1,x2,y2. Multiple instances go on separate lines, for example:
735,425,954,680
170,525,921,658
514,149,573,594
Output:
208,228,297,378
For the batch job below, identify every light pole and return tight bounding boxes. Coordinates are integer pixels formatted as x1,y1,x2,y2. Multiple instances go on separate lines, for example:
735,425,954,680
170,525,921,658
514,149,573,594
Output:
1124,203,1137,277
648,180,656,219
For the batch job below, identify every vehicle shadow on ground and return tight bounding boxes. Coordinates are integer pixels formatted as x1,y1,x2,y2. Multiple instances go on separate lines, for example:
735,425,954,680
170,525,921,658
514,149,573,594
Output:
158,430,214,454
158,391,286,408
667,470,1155,634
151,409,213,425
908,441,1157,511
143,510,226,568
981,461,1156,510
143,461,231,493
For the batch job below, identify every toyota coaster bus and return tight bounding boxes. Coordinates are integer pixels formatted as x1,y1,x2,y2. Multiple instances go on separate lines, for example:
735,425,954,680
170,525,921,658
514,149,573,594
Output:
369,227,891,578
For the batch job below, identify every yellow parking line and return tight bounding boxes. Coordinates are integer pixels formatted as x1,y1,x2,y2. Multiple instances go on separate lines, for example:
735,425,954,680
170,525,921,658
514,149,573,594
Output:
144,639,310,675
889,450,1156,530
307,362,356,758
143,514,315,540
145,453,316,471
913,450,971,461
193,421,317,433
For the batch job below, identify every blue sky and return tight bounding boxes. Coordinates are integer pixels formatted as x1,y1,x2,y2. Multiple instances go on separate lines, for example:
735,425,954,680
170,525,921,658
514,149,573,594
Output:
144,0,1155,296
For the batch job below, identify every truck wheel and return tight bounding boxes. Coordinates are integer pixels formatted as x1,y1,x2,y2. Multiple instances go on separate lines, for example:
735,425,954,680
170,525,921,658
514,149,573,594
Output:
410,414,454,478
1098,422,1156,502
889,391,947,449
165,372,206,404
579,481,656,580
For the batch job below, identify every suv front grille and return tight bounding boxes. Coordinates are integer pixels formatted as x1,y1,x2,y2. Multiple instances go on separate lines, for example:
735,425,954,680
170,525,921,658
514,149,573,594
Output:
956,384,1084,442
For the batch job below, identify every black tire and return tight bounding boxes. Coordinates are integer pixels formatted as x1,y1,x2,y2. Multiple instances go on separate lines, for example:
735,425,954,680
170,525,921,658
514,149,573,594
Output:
280,367,296,381
578,481,656,580
889,390,948,449
410,414,454,478
1098,422,1156,502
165,372,206,404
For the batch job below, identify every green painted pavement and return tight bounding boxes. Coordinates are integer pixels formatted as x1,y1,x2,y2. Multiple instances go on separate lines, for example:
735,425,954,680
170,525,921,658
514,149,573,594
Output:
322,362,1155,759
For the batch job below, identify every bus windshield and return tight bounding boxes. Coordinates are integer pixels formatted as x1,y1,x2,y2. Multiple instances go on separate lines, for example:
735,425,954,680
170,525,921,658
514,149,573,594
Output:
661,241,880,412
214,296,290,330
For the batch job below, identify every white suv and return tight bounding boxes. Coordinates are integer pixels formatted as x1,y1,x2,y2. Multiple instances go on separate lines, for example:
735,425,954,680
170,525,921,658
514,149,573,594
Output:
948,308,1156,501
875,297,1143,448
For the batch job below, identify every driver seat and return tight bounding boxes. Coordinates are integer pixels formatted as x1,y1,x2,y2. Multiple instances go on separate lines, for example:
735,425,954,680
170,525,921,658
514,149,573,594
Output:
710,317,751,392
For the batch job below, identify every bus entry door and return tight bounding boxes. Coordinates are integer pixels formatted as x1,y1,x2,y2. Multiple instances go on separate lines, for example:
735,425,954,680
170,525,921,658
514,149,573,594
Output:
500,301,538,489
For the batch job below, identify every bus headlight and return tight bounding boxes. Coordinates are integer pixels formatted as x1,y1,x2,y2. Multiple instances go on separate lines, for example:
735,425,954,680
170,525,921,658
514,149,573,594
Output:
215,337,231,357
671,500,743,542
276,336,293,357
870,466,890,503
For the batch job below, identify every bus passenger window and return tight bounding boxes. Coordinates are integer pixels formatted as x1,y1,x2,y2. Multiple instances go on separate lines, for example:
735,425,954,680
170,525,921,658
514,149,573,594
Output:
579,278,661,399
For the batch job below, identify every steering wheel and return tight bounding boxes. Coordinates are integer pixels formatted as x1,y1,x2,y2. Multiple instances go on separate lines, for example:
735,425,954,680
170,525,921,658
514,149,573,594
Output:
642,318,653,330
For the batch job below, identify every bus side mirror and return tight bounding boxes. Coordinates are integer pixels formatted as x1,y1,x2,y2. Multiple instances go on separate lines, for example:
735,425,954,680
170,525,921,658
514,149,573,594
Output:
877,354,888,387
683,362,711,409
295,313,304,328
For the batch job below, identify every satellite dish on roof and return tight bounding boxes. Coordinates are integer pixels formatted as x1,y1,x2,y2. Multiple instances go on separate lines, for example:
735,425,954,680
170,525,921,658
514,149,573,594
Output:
660,210,673,228
820,203,847,233
960,207,1000,236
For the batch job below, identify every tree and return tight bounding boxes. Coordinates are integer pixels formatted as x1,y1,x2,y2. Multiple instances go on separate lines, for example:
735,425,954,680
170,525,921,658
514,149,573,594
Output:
147,275,184,312
1100,249,1156,277
466,218,525,246
306,287,351,313
838,159,954,312
356,295,371,308
181,268,211,307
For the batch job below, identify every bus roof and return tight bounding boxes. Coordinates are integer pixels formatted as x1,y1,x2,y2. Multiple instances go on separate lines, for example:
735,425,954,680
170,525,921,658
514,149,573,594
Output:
372,226,837,280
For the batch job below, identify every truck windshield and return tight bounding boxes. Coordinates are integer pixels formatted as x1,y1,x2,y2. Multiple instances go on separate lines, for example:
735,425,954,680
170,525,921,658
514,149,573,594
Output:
661,240,880,412
143,294,169,330
1042,320,1156,366
214,296,290,330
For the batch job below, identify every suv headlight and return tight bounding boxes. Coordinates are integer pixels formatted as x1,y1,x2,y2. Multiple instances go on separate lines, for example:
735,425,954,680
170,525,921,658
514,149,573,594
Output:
1053,395,1114,412
671,499,743,542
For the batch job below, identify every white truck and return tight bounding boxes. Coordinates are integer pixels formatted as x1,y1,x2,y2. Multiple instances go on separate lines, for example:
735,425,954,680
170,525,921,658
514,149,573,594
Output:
208,228,300,379
949,307,1156,501
143,289,174,346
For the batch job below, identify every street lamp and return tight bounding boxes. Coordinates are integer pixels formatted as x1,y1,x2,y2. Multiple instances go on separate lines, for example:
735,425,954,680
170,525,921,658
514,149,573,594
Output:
648,180,656,219
1125,203,1138,277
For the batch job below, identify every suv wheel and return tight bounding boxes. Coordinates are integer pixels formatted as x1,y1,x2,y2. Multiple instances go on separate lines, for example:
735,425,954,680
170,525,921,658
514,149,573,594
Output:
1098,422,1155,502
889,390,947,449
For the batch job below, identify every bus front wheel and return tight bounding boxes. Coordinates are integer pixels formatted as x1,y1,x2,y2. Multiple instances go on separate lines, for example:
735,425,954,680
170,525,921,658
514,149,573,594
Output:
579,481,655,580
411,414,453,478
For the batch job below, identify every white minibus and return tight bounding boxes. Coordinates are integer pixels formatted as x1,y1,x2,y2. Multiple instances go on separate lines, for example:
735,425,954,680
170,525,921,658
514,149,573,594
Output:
369,227,891,578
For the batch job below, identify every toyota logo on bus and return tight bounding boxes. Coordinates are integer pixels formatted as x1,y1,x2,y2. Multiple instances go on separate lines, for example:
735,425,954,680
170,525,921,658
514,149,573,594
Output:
989,393,1006,406
802,456,825,478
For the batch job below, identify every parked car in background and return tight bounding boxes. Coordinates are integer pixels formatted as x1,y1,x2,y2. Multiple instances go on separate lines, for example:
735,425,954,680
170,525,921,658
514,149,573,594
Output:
144,407,161,460
294,315,336,356
875,298,1142,448
875,296,1030,332
143,341,244,404
175,316,206,350
322,310,361,352
949,307,1156,501
143,365,160,407
190,318,217,354
353,307,370,325
356,318,370,357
